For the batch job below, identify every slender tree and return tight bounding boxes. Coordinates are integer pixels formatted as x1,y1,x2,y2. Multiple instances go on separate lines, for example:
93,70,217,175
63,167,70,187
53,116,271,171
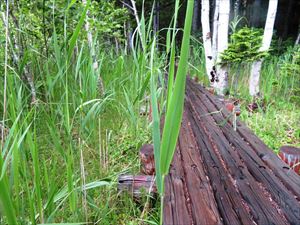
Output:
249,0,278,96
153,0,160,35
215,0,230,95
201,0,213,82
201,0,229,94
295,24,300,46
192,0,200,33
212,0,220,60
0,3,37,104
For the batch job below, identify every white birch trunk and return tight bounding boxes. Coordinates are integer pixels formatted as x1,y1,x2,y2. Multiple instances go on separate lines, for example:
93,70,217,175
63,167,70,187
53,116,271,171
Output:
2,10,37,104
295,23,300,46
215,0,230,95
296,33,300,46
212,0,220,60
249,0,278,96
201,0,214,82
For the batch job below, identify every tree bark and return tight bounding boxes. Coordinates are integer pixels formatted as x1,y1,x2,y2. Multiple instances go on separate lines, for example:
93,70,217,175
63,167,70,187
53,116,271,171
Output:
215,0,230,95
192,0,200,33
201,0,214,82
4,7,37,104
296,33,300,46
249,0,278,97
212,0,220,60
295,24,300,46
282,0,294,40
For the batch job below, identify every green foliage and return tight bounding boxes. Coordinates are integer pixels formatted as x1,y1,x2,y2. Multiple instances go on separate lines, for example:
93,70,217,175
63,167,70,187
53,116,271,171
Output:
221,27,267,64
87,1,128,42
280,46,300,104
270,37,295,56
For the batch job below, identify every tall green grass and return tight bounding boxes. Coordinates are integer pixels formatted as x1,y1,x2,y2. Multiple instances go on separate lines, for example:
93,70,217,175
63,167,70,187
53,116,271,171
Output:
150,0,194,224
0,0,299,224
0,1,158,224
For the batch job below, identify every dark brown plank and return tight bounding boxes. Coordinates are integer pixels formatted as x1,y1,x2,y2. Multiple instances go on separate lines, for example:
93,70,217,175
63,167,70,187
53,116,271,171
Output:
163,78,300,225
187,79,300,224
164,146,193,225
185,106,254,225
179,113,223,225
195,80,300,199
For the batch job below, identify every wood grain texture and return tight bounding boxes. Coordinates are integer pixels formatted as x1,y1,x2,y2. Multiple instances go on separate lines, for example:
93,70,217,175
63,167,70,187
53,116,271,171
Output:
163,77,300,225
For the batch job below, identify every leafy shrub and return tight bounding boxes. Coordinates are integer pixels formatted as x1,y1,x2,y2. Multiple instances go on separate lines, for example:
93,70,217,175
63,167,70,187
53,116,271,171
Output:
221,27,267,64
87,1,128,43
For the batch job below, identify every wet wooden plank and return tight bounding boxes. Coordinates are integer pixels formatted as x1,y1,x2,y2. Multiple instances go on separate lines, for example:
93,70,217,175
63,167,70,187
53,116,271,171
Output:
185,107,253,225
195,80,300,199
163,78,300,225
187,79,300,224
164,146,192,225
186,87,289,224
179,113,223,225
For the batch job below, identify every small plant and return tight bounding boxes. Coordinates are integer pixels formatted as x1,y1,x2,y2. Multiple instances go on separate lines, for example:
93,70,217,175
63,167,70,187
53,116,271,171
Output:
221,27,267,64
150,0,194,224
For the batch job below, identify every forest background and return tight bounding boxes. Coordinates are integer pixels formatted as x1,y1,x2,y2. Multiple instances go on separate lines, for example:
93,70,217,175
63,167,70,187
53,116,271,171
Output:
0,0,300,224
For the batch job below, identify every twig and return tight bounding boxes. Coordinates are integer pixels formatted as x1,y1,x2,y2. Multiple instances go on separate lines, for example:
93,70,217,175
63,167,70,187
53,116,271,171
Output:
130,0,144,50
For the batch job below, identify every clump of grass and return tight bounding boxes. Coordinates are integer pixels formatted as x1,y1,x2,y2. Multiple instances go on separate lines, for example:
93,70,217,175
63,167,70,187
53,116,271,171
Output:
0,3,158,222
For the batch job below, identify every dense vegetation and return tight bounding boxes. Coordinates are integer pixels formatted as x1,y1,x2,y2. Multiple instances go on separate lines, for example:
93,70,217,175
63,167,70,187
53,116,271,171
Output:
0,0,299,224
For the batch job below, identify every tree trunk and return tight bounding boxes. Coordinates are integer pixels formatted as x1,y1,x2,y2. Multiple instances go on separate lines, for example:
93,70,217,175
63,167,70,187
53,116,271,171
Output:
295,24,300,46
249,0,278,97
282,0,294,40
215,0,230,95
193,0,200,33
296,32,300,46
5,7,37,104
212,0,220,60
249,60,262,96
201,0,214,82
234,0,240,17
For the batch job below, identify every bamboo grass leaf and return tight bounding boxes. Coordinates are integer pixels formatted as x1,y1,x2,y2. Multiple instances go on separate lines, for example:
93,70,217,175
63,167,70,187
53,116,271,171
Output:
160,0,194,175
150,37,162,193
167,0,180,108
0,173,17,225
67,0,90,61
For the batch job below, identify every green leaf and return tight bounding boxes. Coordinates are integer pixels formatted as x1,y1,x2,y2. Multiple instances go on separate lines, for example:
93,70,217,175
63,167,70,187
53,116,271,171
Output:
150,37,162,193
160,0,194,176
68,0,90,61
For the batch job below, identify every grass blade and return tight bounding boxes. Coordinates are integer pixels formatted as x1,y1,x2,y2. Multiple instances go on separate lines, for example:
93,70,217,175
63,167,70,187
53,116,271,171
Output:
160,0,194,176
150,37,162,193
67,0,90,61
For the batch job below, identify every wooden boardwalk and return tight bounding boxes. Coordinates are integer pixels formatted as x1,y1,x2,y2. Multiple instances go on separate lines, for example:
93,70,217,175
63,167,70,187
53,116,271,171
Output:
163,78,300,225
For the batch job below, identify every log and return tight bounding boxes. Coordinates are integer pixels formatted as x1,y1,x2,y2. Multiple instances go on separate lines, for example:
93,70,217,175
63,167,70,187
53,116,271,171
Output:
118,175,157,201
279,146,300,174
163,77,300,224
139,144,155,175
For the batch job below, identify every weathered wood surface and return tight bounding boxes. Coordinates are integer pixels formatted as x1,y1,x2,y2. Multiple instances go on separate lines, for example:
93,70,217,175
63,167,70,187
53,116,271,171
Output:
163,78,300,225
